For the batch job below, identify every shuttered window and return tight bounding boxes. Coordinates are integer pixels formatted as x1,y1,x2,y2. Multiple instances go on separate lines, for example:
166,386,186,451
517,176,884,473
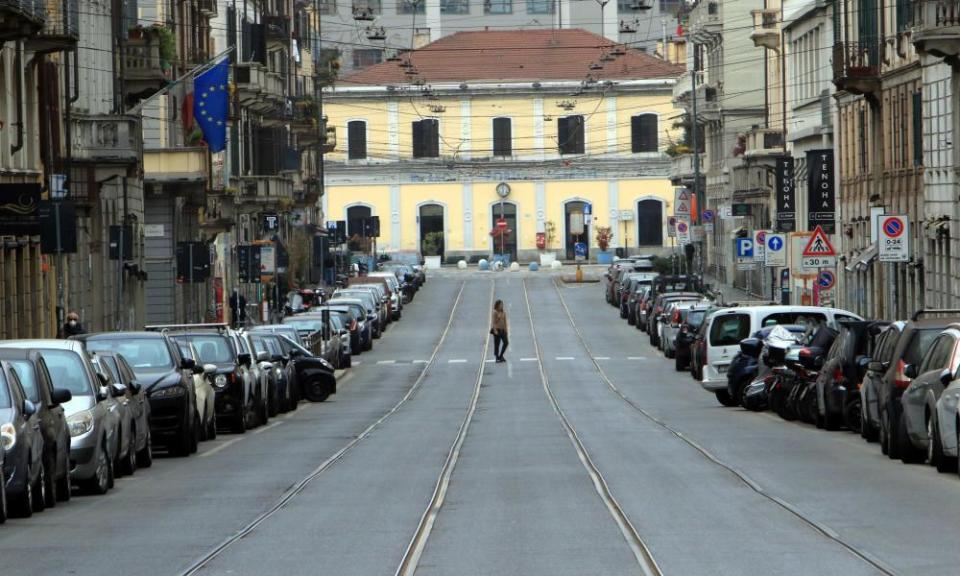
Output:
412,119,439,158
557,115,584,155
492,117,512,157
912,91,923,167
347,120,367,160
631,114,658,153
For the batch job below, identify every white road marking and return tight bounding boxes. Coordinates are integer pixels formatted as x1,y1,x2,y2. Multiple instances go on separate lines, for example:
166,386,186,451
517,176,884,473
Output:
252,420,284,435
352,360,362,365
377,360,396,365
519,357,537,362
485,359,496,363
413,360,429,364
594,356,611,360
555,356,575,361
448,359,467,363
627,356,647,360
199,436,246,458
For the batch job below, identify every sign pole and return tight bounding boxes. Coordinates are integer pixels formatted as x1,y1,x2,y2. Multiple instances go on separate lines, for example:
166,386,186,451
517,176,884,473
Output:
54,199,64,333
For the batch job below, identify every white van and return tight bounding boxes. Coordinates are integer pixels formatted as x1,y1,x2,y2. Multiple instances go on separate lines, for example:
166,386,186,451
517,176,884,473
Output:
700,305,862,401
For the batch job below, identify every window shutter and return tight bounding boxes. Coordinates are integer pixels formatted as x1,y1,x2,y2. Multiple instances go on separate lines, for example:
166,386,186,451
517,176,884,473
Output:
912,91,923,167
558,117,570,154
493,118,512,156
412,120,424,158
570,115,584,154
632,114,658,152
348,121,367,160
426,119,439,157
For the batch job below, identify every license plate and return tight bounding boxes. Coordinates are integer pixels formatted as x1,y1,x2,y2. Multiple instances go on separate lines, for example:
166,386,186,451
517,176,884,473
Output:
716,365,729,374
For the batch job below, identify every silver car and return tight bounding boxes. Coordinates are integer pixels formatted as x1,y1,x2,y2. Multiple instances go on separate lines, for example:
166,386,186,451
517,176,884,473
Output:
90,354,145,477
661,300,710,359
0,340,119,495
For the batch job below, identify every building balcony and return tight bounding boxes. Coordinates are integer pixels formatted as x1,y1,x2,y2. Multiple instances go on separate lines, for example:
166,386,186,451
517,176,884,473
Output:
197,0,217,17
833,40,881,96
123,27,173,103
238,175,295,206
24,0,77,51
750,9,779,50
0,0,44,40
688,0,721,44
143,147,209,185
263,14,290,42
912,0,960,60
669,152,705,185
743,128,785,159
72,115,139,164
289,97,319,136
321,125,336,154
235,63,284,111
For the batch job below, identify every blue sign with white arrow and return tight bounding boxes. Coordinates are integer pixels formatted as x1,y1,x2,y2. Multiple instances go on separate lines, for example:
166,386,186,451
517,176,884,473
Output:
765,233,787,267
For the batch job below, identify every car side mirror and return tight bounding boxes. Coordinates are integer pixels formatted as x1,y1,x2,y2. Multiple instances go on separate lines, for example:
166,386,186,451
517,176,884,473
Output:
181,357,196,371
191,364,204,375
271,354,285,363
51,387,72,405
128,381,142,394
867,361,884,373
96,386,110,402
256,351,270,363
288,348,302,359
237,353,252,367
23,399,37,417
203,364,217,375
904,364,918,379
940,368,953,386
111,383,127,398
96,371,110,386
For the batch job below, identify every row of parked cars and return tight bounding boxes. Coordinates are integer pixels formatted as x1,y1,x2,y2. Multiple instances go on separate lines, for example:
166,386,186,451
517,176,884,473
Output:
603,255,960,480
0,263,426,523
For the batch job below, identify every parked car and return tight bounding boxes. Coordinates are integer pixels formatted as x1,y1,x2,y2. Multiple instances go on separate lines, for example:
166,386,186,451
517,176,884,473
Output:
76,331,201,456
334,289,384,338
89,354,142,478
860,323,903,442
93,352,155,465
227,330,271,426
325,314,353,368
367,272,405,318
244,332,286,417
621,274,656,322
875,316,954,460
933,324,960,473
699,306,862,406
171,340,217,440
0,361,47,516
813,320,888,430
0,340,120,495
661,299,711,359
647,292,703,347
163,326,258,434
274,335,337,402
675,305,711,371
325,300,374,351
279,313,343,366
0,349,73,505
898,326,960,465
603,258,635,304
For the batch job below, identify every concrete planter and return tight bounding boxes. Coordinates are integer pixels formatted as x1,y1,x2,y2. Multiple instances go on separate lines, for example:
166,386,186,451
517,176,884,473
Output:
539,252,557,266
424,255,442,269
596,251,615,264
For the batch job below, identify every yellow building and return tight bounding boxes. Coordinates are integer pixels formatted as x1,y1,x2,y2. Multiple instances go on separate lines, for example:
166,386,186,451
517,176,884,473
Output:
322,29,683,262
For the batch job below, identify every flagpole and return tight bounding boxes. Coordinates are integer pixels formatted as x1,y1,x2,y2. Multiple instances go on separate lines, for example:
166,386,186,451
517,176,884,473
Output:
125,46,236,116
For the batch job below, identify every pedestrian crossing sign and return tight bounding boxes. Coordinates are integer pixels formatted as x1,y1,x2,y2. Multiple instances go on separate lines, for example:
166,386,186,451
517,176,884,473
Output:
802,226,835,257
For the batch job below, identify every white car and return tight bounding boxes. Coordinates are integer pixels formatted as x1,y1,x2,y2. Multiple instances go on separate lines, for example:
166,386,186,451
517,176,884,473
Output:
700,306,862,406
174,341,217,440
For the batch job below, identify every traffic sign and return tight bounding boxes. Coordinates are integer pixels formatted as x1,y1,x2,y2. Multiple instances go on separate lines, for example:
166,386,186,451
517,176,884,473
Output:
675,189,691,217
735,237,755,270
879,214,909,262
574,242,587,261
765,233,787,267
702,209,714,222
753,230,767,262
667,216,677,238
818,269,836,290
677,220,690,245
801,225,837,268
497,218,508,229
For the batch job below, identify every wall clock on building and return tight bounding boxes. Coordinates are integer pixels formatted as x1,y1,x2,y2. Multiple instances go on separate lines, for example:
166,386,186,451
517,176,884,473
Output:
496,182,511,198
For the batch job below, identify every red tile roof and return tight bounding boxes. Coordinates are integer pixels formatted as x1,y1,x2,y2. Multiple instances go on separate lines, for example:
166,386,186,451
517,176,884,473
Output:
340,29,683,85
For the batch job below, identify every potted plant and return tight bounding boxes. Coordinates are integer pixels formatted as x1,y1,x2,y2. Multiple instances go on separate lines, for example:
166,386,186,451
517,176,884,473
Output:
595,225,615,264
422,231,444,269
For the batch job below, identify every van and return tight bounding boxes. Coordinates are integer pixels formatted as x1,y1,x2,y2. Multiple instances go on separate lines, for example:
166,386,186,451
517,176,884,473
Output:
700,306,862,404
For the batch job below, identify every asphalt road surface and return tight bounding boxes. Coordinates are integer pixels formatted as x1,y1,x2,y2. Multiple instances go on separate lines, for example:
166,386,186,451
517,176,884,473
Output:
3,275,960,575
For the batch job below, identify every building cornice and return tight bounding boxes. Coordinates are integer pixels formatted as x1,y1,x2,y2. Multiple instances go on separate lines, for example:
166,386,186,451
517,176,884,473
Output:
325,79,676,99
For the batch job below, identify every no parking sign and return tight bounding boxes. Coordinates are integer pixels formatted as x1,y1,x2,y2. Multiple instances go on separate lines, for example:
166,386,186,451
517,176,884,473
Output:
879,215,909,262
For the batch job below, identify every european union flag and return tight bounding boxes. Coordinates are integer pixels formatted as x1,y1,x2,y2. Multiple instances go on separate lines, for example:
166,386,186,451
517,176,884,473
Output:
193,59,229,153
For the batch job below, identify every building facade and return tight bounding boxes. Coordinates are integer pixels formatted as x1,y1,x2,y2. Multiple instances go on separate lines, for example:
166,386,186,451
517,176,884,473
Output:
322,29,682,262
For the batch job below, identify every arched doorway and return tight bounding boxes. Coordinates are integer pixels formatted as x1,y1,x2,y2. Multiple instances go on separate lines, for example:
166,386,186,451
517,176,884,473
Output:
564,201,590,260
419,203,445,261
346,205,372,251
636,199,663,246
491,202,517,261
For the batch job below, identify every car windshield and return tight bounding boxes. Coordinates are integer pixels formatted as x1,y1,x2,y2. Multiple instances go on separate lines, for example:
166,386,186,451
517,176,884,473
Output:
904,328,942,366
710,314,751,346
687,310,706,327
42,350,94,395
173,335,234,364
8,359,39,403
85,338,175,375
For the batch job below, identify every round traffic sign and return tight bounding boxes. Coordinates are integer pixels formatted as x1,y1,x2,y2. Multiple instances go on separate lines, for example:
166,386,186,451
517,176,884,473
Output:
818,269,835,290
668,216,677,226
883,216,905,238
496,218,507,229
677,221,688,233
702,210,714,222
756,230,766,244
767,234,784,251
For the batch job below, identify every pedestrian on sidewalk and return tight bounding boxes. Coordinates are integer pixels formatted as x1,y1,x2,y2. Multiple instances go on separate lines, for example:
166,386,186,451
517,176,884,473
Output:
59,311,85,338
490,299,509,362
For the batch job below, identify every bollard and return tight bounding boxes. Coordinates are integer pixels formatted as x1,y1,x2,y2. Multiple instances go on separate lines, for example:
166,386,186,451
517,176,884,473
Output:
457,260,467,269
478,259,490,271
575,264,583,283
528,262,539,272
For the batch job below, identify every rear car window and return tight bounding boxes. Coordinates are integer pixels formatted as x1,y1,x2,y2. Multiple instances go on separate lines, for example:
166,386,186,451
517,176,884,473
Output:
710,314,751,346
903,328,942,366
42,350,95,395
760,312,827,327
8,359,39,403
174,335,234,364
687,310,707,328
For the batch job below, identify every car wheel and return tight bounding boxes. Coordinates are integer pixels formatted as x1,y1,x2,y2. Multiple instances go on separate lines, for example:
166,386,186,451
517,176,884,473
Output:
84,441,111,495
233,407,248,434
42,455,56,509
344,353,352,368
174,421,193,457
665,346,675,359
898,411,924,464
269,385,279,417
137,430,154,468
56,456,72,502
715,390,739,407
11,464,34,518
207,413,217,440
31,462,47,513
884,405,900,459
113,427,126,478
627,314,636,326
675,355,685,372
190,414,201,454
843,397,862,435
931,416,958,473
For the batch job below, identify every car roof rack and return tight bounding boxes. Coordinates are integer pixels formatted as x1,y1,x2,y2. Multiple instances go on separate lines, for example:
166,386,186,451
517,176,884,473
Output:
911,308,960,321
144,323,229,334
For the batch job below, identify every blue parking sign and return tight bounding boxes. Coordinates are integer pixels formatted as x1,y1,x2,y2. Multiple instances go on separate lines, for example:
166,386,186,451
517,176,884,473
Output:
735,238,754,259
574,242,587,258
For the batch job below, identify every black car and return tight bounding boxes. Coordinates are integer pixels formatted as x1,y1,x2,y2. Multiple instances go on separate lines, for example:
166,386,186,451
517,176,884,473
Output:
0,349,73,506
814,320,888,431
75,332,201,456
675,306,710,371
0,361,47,517
275,335,337,402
